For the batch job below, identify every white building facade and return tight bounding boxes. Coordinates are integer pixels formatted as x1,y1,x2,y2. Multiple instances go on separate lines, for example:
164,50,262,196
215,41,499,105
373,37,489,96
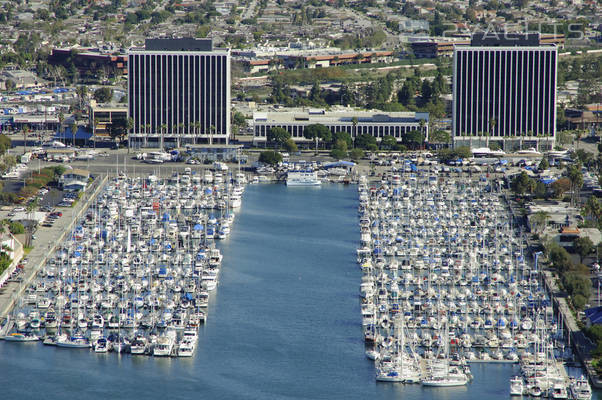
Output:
253,110,429,145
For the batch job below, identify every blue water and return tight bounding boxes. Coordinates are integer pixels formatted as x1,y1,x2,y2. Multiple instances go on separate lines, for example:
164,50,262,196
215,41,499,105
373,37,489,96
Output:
0,184,590,399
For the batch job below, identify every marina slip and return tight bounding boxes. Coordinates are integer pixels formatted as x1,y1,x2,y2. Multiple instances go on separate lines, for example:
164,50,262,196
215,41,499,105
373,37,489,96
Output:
0,168,597,400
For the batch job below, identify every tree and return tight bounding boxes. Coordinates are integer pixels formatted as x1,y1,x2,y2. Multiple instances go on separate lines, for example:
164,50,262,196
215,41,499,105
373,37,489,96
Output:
511,171,536,195
267,127,290,148
380,135,397,150
75,85,88,110
284,138,298,153
404,130,425,150
567,164,584,206
304,124,331,149
530,211,550,233
232,111,246,126
330,148,346,159
69,122,77,146
355,133,377,150
107,119,128,144
351,117,359,142
574,236,594,263
551,177,571,198
583,196,602,222
349,148,364,161
258,150,282,165
539,157,550,170
0,135,10,155
93,87,113,103
549,243,573,272
429,130,451,144
332,131,352,149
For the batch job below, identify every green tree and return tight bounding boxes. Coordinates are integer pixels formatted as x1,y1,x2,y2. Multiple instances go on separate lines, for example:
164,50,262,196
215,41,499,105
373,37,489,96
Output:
258,150,282,165
380,135,397,150
0,135,11,155
355,133,377,150
93,87,113,103
539,157,550,170
429,130,451,144
267,127,291,148
332,131,352,149
284,138,298,153
349,148,364,161
511,171,536,195
530,210,550,233
583,196,602,222
304,124,332,149
574,236,594,263
404,130,425,150
549,243,573,272
232,111,246,126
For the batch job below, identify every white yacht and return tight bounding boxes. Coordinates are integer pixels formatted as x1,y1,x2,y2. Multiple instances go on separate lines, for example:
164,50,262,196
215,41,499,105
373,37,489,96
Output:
286,170,321,186
130,336,148,355
56,334,91,348
510,376,524,396
550,383,568,399
570,376,592,400
153,330,176,357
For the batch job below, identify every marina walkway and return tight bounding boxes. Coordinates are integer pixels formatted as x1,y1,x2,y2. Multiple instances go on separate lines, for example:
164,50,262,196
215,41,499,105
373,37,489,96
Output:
543,270,602,387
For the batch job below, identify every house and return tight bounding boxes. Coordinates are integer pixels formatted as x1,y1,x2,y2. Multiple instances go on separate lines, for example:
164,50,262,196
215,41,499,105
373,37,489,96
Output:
59,168,90,191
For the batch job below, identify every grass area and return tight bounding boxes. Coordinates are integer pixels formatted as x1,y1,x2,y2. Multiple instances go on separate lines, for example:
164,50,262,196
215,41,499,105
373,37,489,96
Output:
23,246,33,255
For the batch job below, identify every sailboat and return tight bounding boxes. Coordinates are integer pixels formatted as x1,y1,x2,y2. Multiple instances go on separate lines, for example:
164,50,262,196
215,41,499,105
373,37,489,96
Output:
422,322,469,387
375,316,421,383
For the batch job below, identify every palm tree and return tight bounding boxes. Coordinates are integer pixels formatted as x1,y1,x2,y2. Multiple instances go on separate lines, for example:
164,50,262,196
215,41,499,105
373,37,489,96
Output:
193,121,201,144
159,124,167,150
69,122,77,147
209,125,216,145
58,112,64,138
419,119,426,149
126,117,134,152
351,116,358,147
531,211,550,234
488,118,496,148
22,124,30,154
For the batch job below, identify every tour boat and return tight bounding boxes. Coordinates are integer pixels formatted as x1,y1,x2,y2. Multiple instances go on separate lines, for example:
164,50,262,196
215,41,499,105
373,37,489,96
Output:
286,170,321,186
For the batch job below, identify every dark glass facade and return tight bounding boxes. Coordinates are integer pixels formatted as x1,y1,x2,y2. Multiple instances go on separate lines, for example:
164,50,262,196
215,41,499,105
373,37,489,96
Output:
128,50,230,143
452,46,557,140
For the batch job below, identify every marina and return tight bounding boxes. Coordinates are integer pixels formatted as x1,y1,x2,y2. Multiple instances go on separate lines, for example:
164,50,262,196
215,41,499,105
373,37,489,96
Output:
0,177,597,399
356,171,590,397
1,168,245,357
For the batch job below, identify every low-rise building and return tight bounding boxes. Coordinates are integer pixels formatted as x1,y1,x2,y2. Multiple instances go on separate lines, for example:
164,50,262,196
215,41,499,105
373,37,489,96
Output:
59,168,90,191
88,103,128,139
253,109,429,145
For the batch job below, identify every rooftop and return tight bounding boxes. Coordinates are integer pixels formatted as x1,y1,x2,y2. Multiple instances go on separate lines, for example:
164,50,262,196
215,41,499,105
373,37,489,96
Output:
253,110,429,124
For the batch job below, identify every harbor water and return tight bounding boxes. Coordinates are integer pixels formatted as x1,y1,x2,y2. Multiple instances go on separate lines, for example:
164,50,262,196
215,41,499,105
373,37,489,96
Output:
0,183,593,399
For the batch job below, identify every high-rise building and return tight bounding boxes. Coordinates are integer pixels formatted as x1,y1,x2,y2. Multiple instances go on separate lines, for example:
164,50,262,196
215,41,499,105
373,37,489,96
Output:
452,33,557,150
128,38,230,148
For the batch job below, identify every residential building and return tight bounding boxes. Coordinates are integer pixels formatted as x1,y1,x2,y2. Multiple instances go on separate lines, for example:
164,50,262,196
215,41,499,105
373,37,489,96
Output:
128,38,231,148
452,33,558,150
252,110,429,145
